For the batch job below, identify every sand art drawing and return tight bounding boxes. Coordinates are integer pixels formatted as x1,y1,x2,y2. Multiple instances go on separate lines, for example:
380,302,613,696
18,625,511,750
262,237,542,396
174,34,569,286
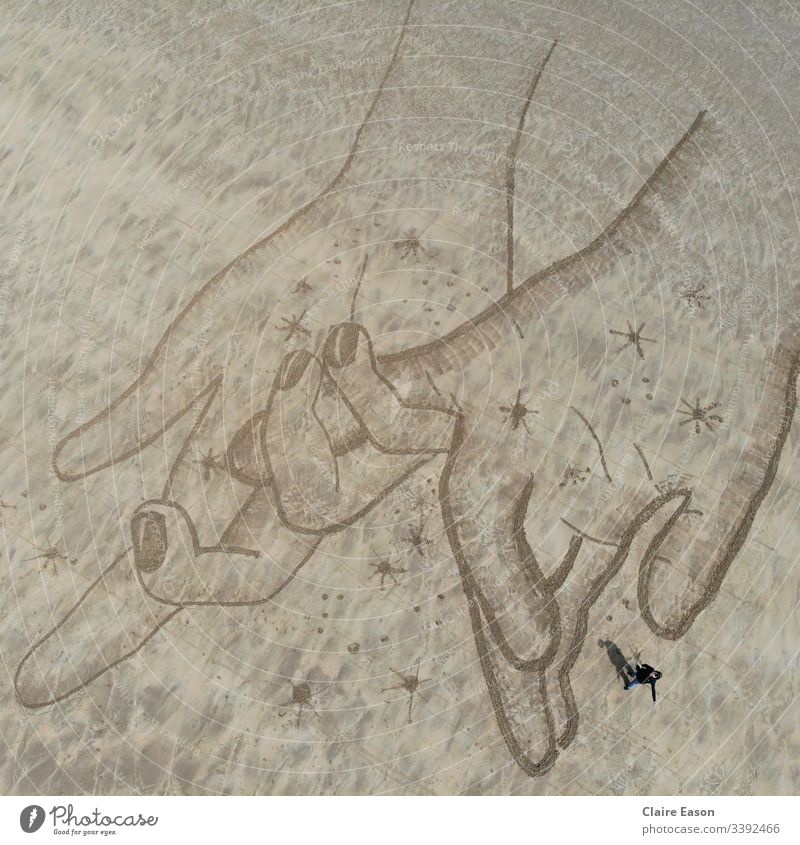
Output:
7,0,800,790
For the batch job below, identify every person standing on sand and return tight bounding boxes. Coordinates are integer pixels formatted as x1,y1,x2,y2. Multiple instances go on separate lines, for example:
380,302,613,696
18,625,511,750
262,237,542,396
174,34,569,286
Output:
625,663,662,703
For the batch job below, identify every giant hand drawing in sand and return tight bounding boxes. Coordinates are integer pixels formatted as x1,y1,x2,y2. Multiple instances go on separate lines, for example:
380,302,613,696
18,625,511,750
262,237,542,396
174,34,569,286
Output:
10,0,800,784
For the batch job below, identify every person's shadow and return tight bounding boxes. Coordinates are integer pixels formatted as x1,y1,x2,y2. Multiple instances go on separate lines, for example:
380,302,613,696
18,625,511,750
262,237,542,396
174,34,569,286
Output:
598,640,635,686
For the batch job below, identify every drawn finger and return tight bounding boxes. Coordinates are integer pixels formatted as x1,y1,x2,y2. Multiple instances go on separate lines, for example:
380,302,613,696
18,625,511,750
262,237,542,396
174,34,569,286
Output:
322,322,455,454
262,346,439,534
638,332,800,639
52,299,224,482
131,499,318,605
15,550,182,709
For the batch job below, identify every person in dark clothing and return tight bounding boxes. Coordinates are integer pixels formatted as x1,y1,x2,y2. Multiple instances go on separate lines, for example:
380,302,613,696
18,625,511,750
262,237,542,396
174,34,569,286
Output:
624,663,662,702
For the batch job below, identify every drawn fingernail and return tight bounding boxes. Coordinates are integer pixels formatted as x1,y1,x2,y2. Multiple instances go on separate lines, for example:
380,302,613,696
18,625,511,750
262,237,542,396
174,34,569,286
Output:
323,323,361,369
131,510,167,572
277,349,314,391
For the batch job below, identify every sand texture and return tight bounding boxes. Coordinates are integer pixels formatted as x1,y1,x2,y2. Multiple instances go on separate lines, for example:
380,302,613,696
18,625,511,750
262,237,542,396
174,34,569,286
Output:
1,0,799,794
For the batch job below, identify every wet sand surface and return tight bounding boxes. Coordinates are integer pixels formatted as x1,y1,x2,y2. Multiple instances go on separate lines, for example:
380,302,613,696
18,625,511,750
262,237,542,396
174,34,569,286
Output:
1,0,799,794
